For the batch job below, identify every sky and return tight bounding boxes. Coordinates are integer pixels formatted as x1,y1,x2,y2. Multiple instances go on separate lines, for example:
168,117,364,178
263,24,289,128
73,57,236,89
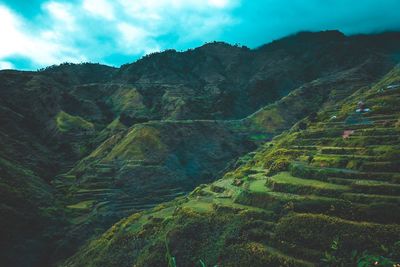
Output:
0,0,400,70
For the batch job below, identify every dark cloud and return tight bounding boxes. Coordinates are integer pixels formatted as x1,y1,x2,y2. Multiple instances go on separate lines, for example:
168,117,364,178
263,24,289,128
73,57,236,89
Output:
226,0,400,47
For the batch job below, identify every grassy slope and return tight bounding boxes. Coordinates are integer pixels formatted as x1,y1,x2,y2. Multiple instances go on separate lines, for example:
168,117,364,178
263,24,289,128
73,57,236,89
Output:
2,32,400,267
55,111,94,133
53,60,382,262
244,64,374,134
61,65,400,267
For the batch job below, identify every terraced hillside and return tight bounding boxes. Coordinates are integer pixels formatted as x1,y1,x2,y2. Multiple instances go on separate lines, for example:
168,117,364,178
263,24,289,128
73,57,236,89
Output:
62,65,400,267
52,59,384,261
2,31,400,267
52,120,255,258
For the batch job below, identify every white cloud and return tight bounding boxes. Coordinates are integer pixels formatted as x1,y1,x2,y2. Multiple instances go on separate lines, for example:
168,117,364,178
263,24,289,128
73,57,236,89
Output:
117,22,161,54
0,6,24,58
208,0,230,8
117,0,238,14
0,61,14,70
0,4,85,68
43,2,75,30
83,0,115,20
0,0,240,69
116,0,239,44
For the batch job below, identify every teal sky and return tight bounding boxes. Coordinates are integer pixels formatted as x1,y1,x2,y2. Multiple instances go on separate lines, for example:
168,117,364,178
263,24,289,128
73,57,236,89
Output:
1,0,400,70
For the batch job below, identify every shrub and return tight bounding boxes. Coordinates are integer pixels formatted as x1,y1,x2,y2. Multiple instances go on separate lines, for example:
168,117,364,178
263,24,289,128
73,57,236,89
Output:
289,163,328,181
266,158,290,176
321,238,400,267
275,214,400,253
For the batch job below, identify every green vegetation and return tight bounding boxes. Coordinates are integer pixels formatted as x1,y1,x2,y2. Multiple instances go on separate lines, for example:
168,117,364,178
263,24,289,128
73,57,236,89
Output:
105,125,167,160
55,111,94,133
2,32,400,267
266,172,349,196
66,200,94,210
60,63,400,267
321,238,400,267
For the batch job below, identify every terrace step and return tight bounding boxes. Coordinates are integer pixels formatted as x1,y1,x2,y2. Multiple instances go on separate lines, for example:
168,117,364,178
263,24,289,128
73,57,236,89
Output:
288,145,398,157
318,147,367,155
94,163,115,168
363,114,399,120
360,161,400,172
78,182,112,189
81,176,114,183
299,134,400,141
309,124,398,132
111,203,156,213
350,180,400,195
265,172,349,197
313,153,385,161
349,130,400,137
314,119,397,128
74,189,120,200
294,135,400,146
342,193,400,204
290,163,400,183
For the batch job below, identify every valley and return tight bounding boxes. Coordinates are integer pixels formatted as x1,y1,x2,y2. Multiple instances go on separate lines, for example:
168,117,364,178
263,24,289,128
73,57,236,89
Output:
0,31,399,266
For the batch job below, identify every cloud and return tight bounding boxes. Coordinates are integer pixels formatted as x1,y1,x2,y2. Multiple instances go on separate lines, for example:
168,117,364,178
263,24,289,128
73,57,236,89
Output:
114,0,240,46
1,0,400,70
44,1,75,28
83,0,115,20
208,0,231,8
0,4,85,69
0,0,240,69
117,22,161,54
0,61,14,70
222,0,400,48
112,0,239,55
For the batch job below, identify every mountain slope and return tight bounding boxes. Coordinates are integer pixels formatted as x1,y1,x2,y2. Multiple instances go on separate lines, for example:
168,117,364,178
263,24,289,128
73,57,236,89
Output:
113,31,400,120
61,64,400,267
52,52,394,261
1,30,400,267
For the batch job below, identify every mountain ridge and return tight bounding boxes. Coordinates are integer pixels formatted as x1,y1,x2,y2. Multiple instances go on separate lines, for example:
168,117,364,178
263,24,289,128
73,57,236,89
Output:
61,63,400,267
0,30,400,267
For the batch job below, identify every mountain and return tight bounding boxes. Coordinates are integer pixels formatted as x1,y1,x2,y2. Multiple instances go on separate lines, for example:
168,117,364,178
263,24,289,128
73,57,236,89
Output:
0,30,399,267
61,63,400,267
